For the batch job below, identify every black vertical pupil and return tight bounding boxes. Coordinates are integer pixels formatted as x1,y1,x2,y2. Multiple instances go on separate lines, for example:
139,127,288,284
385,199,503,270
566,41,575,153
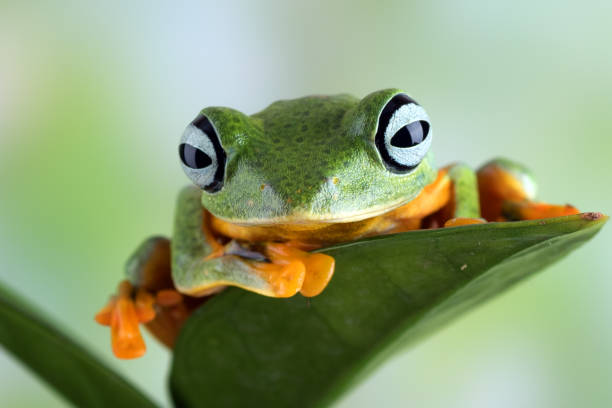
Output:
390,121,430,148
179,143,212,169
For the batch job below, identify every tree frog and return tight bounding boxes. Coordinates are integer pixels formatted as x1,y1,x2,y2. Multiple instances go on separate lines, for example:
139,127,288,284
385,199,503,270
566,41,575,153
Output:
96,89,578,359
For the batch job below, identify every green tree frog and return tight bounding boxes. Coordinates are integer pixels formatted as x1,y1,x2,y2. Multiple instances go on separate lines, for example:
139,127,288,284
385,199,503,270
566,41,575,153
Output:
95,89,578,359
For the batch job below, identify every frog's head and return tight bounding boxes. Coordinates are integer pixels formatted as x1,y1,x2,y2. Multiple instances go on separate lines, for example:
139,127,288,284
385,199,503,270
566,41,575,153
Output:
179,89,436,225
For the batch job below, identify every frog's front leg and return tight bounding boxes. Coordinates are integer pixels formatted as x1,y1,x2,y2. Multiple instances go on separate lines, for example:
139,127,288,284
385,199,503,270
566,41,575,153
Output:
171,186,325,299
96,186,327,358
477,158,579,221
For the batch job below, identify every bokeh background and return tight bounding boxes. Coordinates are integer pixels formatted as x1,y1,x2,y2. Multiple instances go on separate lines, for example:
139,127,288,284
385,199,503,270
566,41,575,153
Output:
1,1,611,407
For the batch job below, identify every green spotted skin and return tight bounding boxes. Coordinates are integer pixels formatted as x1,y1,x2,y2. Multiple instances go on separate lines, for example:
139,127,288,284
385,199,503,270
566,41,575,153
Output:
199,89,437,224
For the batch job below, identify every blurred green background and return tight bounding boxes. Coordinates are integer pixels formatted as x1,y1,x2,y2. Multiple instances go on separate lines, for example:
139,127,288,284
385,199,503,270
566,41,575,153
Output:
1,1,611,407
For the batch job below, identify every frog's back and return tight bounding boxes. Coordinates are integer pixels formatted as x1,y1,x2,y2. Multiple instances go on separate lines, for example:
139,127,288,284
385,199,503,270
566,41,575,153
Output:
241,94,362,218
251,94,358,148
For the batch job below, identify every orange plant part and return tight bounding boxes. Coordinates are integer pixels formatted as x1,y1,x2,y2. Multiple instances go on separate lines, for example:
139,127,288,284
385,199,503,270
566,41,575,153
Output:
94,281,155,359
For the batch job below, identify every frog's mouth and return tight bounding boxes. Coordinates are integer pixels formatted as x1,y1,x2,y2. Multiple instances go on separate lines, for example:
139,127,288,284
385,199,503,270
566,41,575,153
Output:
207,195,425,246
225,195,413,225
207,164,445,245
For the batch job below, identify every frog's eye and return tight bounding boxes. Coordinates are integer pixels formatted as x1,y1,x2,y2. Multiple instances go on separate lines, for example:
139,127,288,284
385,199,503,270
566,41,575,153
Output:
375,94,432,173
179,114,226,193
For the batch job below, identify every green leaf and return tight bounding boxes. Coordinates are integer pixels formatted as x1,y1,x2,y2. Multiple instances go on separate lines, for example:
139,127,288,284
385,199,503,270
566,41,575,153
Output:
0,282,157,408
170,213,607,408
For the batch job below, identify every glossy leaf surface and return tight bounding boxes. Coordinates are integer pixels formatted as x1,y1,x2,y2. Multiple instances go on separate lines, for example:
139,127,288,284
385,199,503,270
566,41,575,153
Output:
170,213,606,408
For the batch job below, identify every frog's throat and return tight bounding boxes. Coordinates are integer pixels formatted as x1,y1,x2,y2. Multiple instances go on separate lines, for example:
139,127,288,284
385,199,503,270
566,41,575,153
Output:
210,193,420,226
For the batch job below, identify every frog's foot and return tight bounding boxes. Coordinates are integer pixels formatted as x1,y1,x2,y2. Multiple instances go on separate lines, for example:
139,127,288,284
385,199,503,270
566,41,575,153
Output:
95,280,155,359
96,281,204,358
201,222,311,298
250,260,306,297
477,159,579,221
263,243,335,297
96,237,207,358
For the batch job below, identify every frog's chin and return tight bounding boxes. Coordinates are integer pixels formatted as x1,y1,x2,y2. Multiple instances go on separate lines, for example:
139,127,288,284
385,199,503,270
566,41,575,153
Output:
214,195,413,226
208,196,423,245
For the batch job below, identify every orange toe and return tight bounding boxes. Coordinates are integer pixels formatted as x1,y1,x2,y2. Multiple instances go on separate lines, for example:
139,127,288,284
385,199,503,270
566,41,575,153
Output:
135,289,156,322
265,243,335,297
156,289,184,307
111,294,147,359
300,253,335,297
254,260,306,297
94,298,115,326
95,280,156,359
